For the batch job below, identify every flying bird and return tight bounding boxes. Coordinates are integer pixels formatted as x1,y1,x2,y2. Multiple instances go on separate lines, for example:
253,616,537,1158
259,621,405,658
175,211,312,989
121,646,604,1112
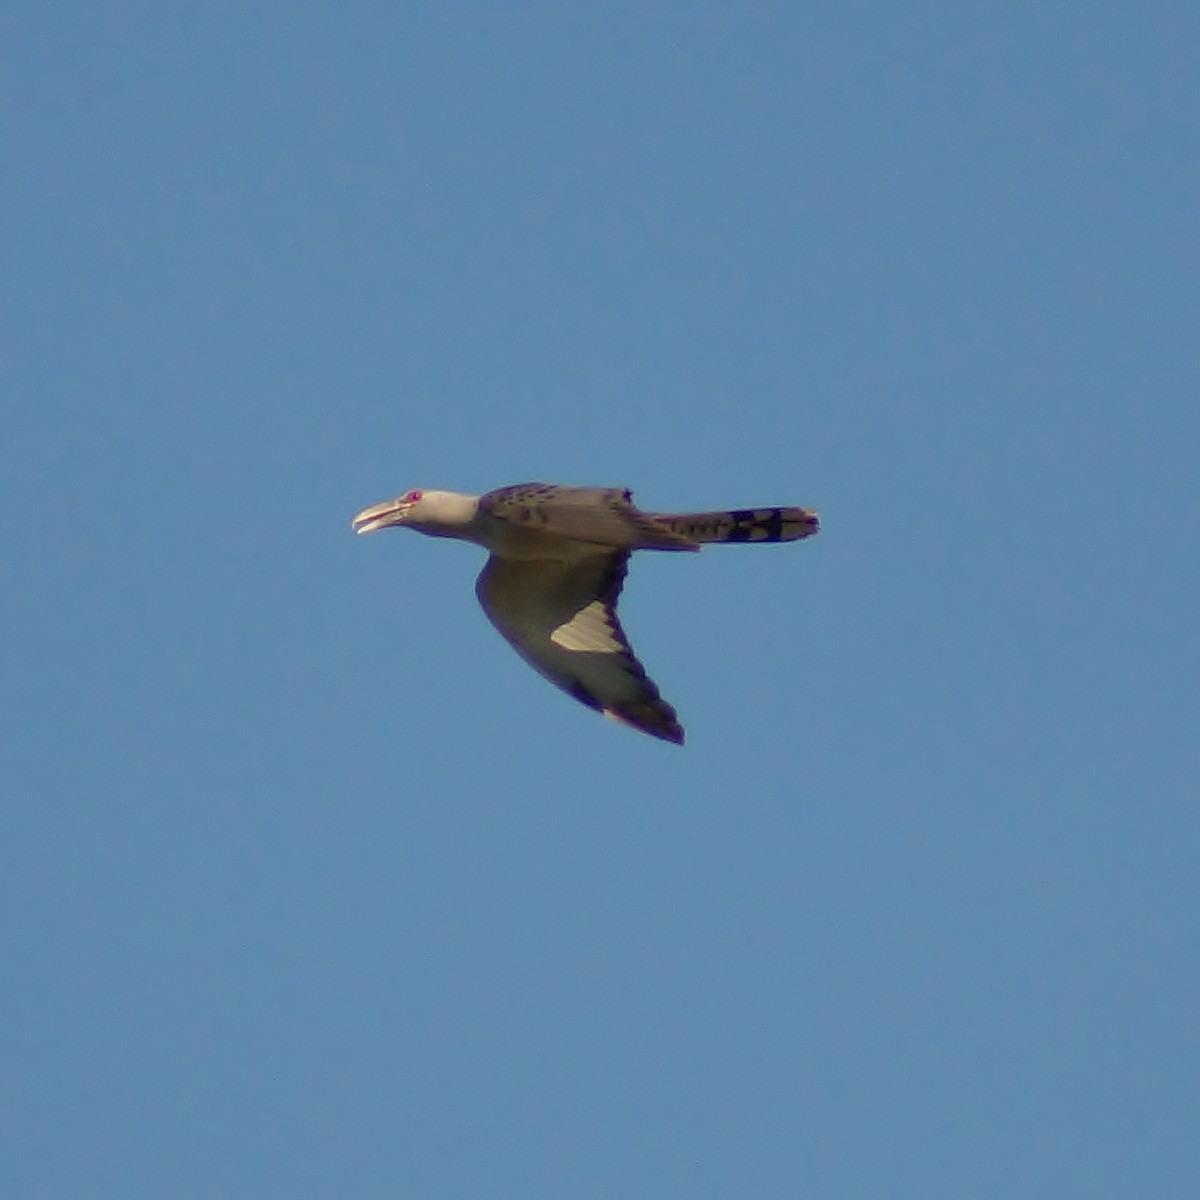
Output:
352,482,819,745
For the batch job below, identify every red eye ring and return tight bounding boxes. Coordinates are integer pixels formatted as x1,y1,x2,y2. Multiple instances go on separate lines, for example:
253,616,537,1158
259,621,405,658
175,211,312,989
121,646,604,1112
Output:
403,489,423,503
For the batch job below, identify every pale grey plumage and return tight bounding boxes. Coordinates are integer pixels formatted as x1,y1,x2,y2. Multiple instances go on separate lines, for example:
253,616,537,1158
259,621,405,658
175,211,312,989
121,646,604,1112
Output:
352,482,819,744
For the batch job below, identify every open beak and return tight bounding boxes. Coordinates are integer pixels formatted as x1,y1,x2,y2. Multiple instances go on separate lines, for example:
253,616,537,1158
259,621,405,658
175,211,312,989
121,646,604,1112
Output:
351,497,413,535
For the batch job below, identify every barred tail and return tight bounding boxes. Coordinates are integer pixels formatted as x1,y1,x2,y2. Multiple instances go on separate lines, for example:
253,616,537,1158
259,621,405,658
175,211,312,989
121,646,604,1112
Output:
650,506,820,545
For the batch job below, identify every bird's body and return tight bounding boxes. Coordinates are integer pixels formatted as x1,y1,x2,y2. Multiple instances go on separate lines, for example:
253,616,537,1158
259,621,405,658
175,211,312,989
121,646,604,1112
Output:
352,482,819,744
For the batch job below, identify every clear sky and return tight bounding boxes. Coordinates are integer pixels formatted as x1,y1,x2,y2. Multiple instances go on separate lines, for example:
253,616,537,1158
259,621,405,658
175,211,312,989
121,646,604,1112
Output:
4,3,1197,1197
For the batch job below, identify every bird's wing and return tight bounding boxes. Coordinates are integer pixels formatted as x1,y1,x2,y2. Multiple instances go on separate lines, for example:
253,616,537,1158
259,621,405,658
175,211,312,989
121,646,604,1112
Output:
480,482,699,551
475,550,684,744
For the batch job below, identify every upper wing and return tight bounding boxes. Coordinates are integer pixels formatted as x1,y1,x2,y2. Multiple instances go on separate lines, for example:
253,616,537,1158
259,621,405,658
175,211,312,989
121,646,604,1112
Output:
480,482,699,551
475,550,684,744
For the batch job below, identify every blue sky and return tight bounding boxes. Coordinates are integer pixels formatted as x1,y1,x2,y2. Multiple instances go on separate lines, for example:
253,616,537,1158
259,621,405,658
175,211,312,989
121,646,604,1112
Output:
4,2,1197,1196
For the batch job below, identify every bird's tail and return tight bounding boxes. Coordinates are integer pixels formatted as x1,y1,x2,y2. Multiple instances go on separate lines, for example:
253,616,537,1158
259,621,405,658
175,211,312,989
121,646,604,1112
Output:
648,506,820,545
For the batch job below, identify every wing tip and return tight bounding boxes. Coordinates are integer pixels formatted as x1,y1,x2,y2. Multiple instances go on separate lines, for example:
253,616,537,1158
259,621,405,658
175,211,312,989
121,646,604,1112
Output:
603,706,685,746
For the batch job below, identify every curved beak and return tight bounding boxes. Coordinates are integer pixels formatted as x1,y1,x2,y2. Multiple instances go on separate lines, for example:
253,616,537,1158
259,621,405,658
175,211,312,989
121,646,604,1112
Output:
351,497,413,535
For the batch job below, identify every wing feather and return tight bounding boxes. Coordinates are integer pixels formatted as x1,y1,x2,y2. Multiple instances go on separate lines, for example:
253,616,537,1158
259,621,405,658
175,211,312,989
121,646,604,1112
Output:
480,482,698,551
475,551,684,744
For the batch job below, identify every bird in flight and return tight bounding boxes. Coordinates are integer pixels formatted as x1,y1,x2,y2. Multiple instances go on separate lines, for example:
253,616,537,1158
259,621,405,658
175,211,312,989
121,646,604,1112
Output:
352,482,819,745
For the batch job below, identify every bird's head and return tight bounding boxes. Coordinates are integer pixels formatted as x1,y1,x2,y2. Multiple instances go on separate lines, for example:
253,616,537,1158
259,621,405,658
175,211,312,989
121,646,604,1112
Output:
351,489,427,534
351,488,480,538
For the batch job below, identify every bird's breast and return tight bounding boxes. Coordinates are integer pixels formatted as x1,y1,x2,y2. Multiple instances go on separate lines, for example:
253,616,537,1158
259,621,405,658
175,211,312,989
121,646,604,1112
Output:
474,514,589,561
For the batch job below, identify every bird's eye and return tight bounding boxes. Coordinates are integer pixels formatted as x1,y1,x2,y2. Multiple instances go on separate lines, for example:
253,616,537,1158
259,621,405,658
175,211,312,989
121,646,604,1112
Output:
403,489,423,503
